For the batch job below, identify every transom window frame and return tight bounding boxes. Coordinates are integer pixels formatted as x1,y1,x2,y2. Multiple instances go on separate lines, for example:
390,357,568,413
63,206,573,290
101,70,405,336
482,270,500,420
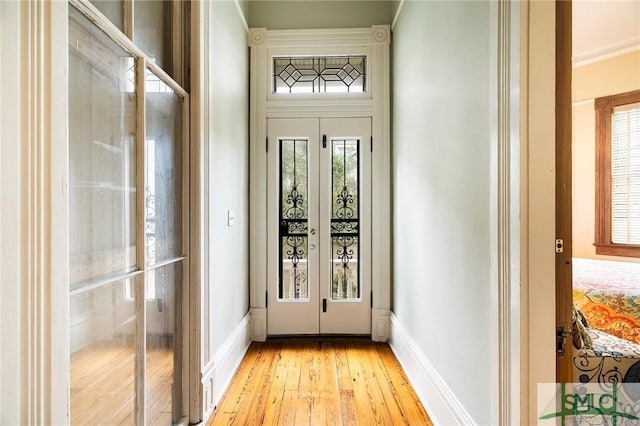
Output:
272,55,367,94
266,45,372,102
594,89,640,257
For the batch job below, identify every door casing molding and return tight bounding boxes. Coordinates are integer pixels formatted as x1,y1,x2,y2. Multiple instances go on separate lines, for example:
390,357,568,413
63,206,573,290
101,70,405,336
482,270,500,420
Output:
0,1,70,423
248,26,391,341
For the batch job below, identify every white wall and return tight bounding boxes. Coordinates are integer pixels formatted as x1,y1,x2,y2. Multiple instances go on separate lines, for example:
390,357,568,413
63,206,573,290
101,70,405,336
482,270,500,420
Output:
207,0,250,368
392,1,492,423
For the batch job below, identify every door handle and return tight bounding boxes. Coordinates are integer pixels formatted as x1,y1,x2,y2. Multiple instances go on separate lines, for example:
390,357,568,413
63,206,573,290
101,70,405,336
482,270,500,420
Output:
310,228,316,235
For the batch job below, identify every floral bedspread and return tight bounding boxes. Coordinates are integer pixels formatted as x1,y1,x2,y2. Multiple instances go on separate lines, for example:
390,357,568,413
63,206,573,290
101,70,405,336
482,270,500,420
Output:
573,258,640,344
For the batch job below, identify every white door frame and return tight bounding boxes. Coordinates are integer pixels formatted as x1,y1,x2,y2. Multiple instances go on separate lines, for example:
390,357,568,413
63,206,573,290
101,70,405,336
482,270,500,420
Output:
248,26,392,342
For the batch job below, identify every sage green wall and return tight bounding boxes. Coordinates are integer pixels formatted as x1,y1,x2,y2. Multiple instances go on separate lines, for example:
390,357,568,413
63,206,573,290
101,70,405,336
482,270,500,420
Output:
390,0,402,21
247,1,393,29
210,0,250,351
392,1,491,423
238,0,250,24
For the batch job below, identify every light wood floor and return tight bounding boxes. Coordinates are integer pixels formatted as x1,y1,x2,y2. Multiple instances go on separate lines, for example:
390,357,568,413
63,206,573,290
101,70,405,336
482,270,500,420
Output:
70,342,173,425
208,338,433,426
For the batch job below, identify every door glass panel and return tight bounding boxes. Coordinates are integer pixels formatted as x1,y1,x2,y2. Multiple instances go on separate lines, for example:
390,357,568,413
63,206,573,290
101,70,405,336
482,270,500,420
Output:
134,0,170,70
89,1,124,32
70,278,137,424
145,69,182,266
280,139,309,300
331,139,360,300
69,5,137,289
146,262,181,424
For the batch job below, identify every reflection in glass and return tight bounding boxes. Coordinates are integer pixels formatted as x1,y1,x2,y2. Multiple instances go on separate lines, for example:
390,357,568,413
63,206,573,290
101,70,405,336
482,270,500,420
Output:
69,6,137,289
331,139,360,300
89,1,124,31
279,139,309,300
145,70,182,266
70,279,136,425
134,0,170,70
146,262,181,425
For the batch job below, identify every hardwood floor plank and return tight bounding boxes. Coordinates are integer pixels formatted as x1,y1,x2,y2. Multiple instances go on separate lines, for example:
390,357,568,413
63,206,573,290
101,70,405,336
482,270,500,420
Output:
317,343,342,426
243,344,280,426
209,338,431,426
345,343,378,424
374,344,433,425
356,345,395,425
364,345,409,425
339,388,358,426
261,350,290,426
209,345,263,425
278,389,297,425
284,344,302,391
229,344,276,425
335,342,354,392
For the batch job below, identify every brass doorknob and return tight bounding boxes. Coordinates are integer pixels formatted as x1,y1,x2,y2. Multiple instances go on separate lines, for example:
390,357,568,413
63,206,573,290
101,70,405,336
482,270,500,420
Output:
310,228,316,235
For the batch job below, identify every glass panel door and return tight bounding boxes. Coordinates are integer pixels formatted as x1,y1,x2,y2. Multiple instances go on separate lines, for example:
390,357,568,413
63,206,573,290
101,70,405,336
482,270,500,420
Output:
279,138,310,300
267,118,371,335
319,118,372,335
330,138,360,300
69,7,137,291
69,5,188,424
69,7,137,423
267,118,320,335
144,68,184,425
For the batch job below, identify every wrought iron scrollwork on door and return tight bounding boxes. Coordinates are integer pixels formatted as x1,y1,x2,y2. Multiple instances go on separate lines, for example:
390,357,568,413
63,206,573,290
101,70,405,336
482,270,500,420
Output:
279,139,309,299
331,139,360,300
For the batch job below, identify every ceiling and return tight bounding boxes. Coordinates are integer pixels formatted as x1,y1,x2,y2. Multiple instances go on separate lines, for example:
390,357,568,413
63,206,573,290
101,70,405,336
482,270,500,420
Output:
573,0,640,63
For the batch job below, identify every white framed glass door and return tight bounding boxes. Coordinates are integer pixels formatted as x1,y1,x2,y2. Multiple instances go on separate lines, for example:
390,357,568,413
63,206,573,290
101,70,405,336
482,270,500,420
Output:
68,5,188,424
267,117,372,335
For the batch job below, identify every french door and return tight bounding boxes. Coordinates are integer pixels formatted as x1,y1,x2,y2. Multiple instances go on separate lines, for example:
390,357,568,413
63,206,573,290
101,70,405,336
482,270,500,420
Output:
267,117,372,335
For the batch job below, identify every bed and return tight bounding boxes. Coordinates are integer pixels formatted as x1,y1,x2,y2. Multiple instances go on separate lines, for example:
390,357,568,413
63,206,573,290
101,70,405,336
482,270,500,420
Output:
572,257,640,344
574,328,640,383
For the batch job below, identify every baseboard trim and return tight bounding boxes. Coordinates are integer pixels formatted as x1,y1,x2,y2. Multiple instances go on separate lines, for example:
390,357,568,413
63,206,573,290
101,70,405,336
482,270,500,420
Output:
372,308,390,342
201,312,252,422
213,312,252,406
250,307,267,342
389,313,475,425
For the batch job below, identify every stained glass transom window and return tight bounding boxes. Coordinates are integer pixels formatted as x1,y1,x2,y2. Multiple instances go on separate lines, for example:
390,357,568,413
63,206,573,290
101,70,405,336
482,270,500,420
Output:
273,56,366,94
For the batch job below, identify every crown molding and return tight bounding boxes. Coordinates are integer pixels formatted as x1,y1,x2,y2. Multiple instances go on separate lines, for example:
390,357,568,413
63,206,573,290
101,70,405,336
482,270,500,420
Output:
391,0,405,32
573,36,640,68
233,0,249,34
